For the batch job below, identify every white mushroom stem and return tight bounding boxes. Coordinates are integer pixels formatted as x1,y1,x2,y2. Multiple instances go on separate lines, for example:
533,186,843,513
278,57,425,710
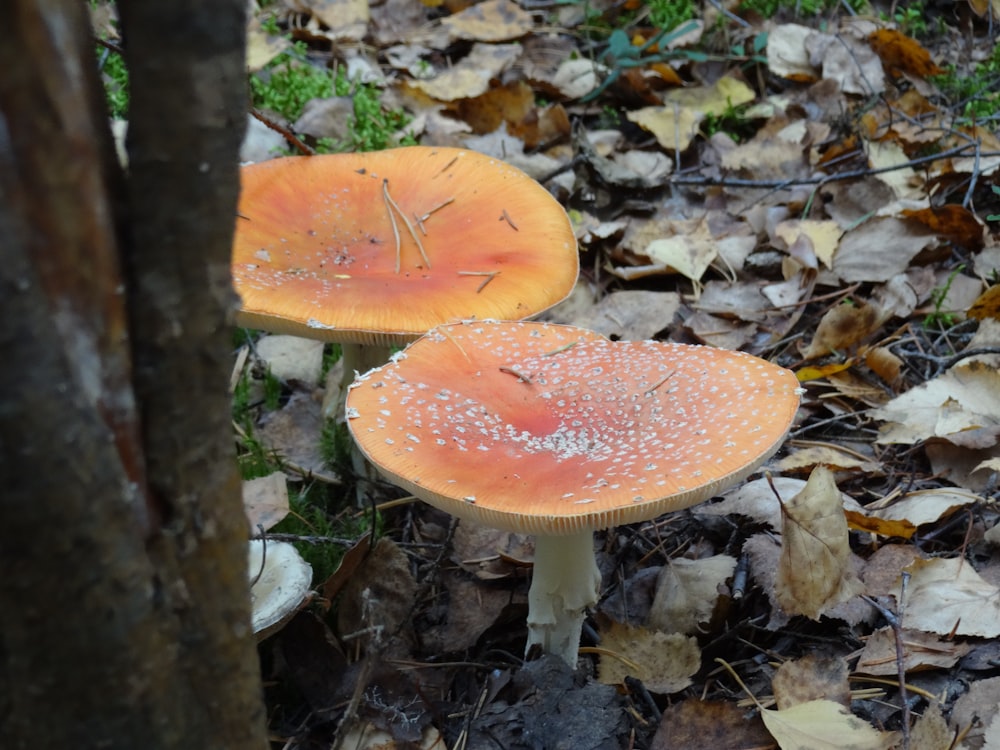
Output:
339,343,394,505
525,530,602,667
340,343,395,397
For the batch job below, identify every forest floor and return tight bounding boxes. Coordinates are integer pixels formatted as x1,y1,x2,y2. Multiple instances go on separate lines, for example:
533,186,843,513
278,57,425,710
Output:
94,0,1000,747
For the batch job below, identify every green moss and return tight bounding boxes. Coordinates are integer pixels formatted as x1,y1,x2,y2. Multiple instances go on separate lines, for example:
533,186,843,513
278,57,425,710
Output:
250,41,334,122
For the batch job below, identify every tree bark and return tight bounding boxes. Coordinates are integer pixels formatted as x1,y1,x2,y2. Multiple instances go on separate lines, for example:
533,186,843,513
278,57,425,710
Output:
0,1,267,747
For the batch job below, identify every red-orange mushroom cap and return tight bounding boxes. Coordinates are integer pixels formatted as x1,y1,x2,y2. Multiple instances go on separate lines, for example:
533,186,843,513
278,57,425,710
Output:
346,320,802,535
231,147,579,345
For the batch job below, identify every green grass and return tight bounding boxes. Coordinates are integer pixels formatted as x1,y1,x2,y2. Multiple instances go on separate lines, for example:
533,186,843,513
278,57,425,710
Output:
931,44,1000,125
738,0,866,17
647,0,697,31
250,42,416,152
249,42,334,122
97,45,129,118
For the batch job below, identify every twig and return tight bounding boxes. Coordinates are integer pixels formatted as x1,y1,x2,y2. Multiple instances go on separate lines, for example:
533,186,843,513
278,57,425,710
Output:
382,179,431,269
863,579,911,750
249,107,315,156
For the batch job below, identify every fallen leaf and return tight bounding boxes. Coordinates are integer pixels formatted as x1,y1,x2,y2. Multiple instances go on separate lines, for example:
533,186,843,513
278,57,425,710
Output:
772,654,851,709
855,627,970,675
410,43,520,100
767,24,817,81
901,204,985,250
647,555,737,635
596,621,701,694
968,284,1000,321
868,28,944,78
441,0,533,42
627,77,755,152
843,510,916,539
833,216,939,283
866,488,981,528
650,699,772,750
899,556,1000,638
776,466,865,619
243,472,290,531
300,0,369,41
803,300,885,358
759,699,900,750
870,361,1000,448
773,219,841,269
810,24,885,96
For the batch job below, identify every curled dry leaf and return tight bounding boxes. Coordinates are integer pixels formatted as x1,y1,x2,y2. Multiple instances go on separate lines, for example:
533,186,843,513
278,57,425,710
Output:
775,466,865,620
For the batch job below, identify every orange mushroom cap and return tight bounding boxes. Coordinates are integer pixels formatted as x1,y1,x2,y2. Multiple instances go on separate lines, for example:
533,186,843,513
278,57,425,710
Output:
232,148,579,345
346,320,802,535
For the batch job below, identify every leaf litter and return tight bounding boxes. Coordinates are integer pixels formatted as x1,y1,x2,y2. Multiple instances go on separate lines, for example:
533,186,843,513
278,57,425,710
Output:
192,0,1000,746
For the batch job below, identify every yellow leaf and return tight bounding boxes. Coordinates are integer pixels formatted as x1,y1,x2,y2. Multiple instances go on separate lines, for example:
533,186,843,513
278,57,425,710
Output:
760,699,900,750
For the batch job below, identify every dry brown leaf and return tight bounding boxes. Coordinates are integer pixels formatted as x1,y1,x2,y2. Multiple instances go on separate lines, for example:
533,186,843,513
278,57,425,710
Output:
902,204,985,250
650,699,773,750
775,443,881,474
759,699,900,750
776,466,865,619
803,301,885,358
864,346,903,386
299,0,369,41
870,361,1000,448
967,0,1000,18
246,16,292,71
627,77,755,152
843,509,916,539
868,28,944,78
767,24,817,81
441,0,533,42
950,675,1000,749
969,284,1000,321
410,43,520,100
810,25,885,95
866,488,981,527
700,476,864,530
855,627,970,675
558,290,681,341
909,704,953,750
773,219,841,269
833,216,939,283
772,654,850,709
647,555,737,635
243,472,290,531
337,537,418,651
596,621,700,694
899,557,1000,638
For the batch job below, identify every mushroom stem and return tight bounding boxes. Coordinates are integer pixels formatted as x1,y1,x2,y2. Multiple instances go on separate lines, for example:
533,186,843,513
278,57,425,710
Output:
339,343,394,505
525,530,601,667
339,343,395,402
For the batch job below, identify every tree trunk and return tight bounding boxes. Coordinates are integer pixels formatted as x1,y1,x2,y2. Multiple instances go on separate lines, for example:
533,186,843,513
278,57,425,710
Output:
0,1,267,747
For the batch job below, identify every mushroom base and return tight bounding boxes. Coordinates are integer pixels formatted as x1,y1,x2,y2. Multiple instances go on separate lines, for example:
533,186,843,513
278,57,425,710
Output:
525,531,601,667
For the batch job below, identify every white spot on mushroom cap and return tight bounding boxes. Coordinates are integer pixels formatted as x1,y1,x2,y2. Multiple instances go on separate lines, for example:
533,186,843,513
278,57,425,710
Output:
345,320,800,533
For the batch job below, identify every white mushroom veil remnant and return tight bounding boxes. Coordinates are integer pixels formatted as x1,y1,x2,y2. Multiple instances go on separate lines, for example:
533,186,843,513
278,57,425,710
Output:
346,320,802,666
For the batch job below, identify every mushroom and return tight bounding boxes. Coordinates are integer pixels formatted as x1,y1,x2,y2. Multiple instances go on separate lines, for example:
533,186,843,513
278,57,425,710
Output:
345,320,801,666
248,539,312,640
231,147,579,404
